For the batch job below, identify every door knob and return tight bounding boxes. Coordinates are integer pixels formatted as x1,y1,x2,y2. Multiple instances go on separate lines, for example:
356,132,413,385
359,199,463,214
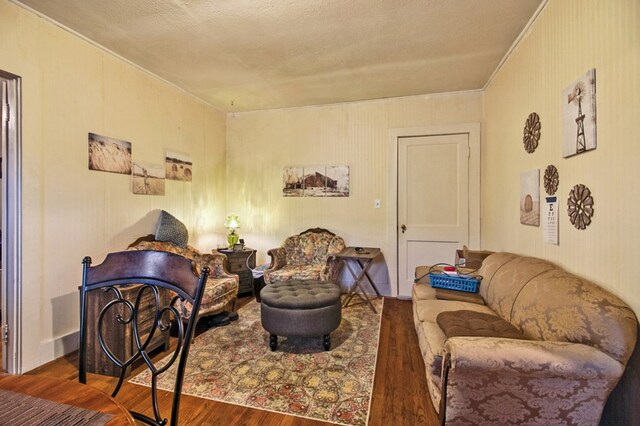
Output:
401,224,407,233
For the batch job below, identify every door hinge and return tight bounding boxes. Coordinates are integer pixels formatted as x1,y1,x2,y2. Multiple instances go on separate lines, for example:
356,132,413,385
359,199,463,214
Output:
2,104,8,124
2,324,8,344
467,146,471,158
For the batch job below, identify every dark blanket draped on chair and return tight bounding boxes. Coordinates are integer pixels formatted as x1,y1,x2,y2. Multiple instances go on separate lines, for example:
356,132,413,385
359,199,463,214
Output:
78,250,209,426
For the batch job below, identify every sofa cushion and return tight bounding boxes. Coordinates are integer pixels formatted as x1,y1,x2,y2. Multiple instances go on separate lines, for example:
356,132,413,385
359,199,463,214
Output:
412,283,436,301
415,299,494,323
437,310,529,340
155,210,188,248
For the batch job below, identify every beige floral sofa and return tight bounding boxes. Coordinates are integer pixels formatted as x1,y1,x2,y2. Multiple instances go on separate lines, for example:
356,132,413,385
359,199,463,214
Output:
264,228,345,284
128,236,239,326
412,252,638,425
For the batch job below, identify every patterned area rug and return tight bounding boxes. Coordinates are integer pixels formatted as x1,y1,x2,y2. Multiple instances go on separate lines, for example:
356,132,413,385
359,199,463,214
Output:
130,297,383,425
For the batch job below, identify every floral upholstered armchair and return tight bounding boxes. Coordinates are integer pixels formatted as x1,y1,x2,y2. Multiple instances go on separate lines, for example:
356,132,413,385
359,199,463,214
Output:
264,228,346,284
128,229,238,329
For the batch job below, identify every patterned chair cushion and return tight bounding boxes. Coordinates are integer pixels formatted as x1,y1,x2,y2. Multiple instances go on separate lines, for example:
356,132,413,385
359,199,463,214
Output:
265,264,325,283
128,239,239,321
264,228,346,285
284,232,335,265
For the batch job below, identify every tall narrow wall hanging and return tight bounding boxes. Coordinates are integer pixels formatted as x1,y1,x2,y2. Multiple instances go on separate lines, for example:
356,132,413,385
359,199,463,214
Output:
523,112,541,153
567,184,593,230
520,169,540,226
562,69,597,158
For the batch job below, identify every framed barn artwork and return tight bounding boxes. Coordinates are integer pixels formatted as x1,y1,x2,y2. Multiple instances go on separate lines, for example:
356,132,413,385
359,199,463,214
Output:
282,165,349,197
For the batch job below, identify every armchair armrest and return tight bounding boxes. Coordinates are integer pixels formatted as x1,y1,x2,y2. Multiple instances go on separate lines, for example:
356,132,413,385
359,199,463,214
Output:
265,247,286,272
196,252,236,279
441,336,624,424
324,255,343,283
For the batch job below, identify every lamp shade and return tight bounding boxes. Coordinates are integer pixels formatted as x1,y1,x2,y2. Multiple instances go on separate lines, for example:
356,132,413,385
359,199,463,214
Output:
224,213,240,229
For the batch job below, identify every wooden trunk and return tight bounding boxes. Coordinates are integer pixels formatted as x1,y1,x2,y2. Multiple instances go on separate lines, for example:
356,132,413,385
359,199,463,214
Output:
84,284,170,377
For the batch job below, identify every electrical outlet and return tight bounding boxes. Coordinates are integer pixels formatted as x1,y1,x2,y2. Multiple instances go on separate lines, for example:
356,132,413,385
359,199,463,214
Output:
374,199,381,209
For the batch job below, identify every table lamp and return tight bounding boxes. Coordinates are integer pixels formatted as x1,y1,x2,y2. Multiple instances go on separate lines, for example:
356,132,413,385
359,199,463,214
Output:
224,213,240,249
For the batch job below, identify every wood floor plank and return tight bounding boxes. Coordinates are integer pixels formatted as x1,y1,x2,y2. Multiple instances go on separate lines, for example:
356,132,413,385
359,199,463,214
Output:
25,296,439,425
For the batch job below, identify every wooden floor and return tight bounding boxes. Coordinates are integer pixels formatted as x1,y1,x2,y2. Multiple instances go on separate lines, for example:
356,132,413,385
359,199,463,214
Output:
26,296,438,425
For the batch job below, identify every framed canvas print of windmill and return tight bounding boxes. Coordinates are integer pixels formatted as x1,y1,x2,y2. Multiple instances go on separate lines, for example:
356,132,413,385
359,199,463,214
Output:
562,69,597,158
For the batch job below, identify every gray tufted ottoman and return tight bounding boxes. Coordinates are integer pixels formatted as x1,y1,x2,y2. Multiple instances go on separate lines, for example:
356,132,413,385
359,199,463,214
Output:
260,280,342,351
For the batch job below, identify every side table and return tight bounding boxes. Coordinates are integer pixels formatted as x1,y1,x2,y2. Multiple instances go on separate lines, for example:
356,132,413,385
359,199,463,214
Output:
337,247,383,313
218,248,256,295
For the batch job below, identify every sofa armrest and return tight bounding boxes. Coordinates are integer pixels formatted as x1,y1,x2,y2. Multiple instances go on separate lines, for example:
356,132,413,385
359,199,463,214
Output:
265,247,286,271
441,336,624,424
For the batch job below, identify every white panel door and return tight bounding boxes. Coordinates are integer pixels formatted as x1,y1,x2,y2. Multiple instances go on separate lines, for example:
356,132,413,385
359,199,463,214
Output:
397,133,470,297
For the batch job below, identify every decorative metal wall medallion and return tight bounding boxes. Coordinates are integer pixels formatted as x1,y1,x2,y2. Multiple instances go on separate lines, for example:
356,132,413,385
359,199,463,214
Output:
544,165,559,195
523,112,541,153
567,184,594,230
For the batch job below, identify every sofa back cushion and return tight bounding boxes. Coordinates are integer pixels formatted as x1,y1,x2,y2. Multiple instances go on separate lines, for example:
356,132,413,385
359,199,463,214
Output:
484,256,556,321
512,268,637,364
477,252,518,301
478,252,638,364
283,231,345,266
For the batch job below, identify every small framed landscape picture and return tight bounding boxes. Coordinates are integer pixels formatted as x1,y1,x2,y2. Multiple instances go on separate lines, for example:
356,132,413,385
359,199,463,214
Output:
88,133,132,175
132,161,165,195
165,150,193,182
283,166,304,197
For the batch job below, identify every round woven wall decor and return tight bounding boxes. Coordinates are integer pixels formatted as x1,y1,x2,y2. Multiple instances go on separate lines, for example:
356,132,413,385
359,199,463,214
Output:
523,112,541,153
567,184,594,230
544,165,559,195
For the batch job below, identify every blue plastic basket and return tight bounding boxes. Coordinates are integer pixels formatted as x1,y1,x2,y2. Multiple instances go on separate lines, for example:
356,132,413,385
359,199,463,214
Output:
429,273,480,293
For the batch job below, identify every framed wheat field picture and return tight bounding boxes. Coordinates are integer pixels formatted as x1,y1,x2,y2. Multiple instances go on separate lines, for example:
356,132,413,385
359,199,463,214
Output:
88,133,132,174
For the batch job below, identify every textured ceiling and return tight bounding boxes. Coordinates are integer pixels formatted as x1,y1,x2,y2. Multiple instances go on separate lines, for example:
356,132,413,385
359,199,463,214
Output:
15,0,543,112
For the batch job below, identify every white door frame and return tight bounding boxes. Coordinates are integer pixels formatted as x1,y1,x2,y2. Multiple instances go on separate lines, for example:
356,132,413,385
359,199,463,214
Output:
1,71,23,374
387,123,480,297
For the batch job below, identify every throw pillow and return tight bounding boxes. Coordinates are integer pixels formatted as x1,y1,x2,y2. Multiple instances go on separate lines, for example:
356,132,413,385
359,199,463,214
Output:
436,310,530,340
155,210,188,248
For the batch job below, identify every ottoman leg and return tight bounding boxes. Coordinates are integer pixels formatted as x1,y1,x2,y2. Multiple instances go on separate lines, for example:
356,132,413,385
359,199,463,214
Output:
269,334,278,351
323,334,331,351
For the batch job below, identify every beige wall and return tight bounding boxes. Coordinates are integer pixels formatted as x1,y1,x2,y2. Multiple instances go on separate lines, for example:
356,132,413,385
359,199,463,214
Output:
226,92,483,294
483,0,640,314
0,0,227,371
